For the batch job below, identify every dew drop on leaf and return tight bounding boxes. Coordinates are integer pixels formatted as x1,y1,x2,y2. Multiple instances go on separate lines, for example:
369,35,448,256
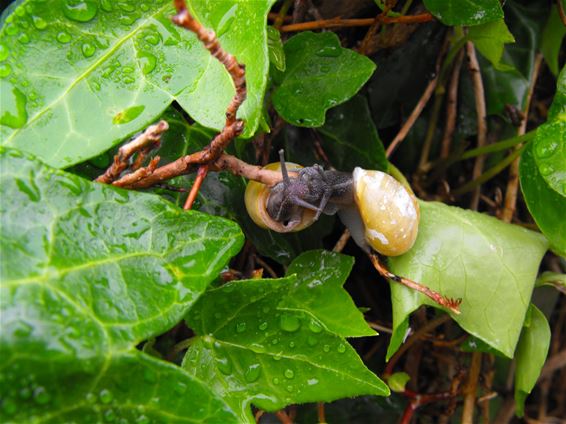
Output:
289,341,295,348
56,31,72,43
244,363,261,383
308,319,322,333
100,0,113,12
62,0,99,23
284,369,294,379
144,32,161,46
272,377,280,385
174,382,187,394
99,388,113,404
86,392,96,403
216,356,233,375
137,52,157,75
337,343,346,353
279,314,301,332
32,16,47,30
18,33,30,44
33,387,50,405
81,42,96,58
236,322,247,333
217,4,237,37
539,164,552,176
316,45,341,57
4,23,18,36
286,385,294,392
0,63,12,78
0,86,28,129
323,344,330,353
112,105,145,125
258,321,268,331
0,43,8,61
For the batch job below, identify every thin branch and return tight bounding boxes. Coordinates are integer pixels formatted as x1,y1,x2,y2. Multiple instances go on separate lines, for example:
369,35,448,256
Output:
466,41,488,210
500,53,543,222
279,13,434,32
461,351,482,424
558,0,566,26
441,49,465,158
183,164,209,210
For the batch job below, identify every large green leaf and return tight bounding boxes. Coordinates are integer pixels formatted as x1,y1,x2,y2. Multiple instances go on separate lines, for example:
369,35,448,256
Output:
183,254,388,422
317,95,388,172
540,5,566,76
532,119,566,197
0,147,244,422
423,0,503,26
514,305,551,417
387,201,548,359
272,31,376,127
520,142,566,257
0,0,274,168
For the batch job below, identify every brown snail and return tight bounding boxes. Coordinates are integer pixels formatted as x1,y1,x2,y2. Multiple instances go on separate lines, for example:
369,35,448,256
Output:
244,151,420,256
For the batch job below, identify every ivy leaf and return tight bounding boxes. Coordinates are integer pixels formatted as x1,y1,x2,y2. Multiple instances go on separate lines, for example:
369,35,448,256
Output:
531,120,566,197
184,272,389,421
468,19,515,71
267,26,286,72
540,5,566,76
514,305,551,417
284,250,376,337
272,31,376,127
0,0,274,168
422,0,503,26
317,95,388,172
387,201,548,359
520,142,566,257
0,147,244,422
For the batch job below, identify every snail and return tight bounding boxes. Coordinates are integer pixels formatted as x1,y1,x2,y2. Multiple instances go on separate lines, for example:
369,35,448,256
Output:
244,151,420,256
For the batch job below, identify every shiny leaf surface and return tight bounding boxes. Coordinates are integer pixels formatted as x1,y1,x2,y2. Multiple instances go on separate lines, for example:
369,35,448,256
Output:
183,256,388,422
520,142,566,257
423,0,503,25
0,0,274,168
514,305,550,417
272,31,376,127
0,147,244,422
387,201,548,358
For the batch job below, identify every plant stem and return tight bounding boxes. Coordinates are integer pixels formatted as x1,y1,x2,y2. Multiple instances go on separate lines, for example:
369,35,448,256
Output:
279,13,434,32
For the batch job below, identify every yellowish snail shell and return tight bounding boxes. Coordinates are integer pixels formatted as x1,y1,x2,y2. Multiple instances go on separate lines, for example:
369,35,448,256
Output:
244,162,317,233
351,168,419,256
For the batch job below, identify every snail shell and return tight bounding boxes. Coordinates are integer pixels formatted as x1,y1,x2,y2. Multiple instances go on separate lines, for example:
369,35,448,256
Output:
351,167,420,256
244,162,317,233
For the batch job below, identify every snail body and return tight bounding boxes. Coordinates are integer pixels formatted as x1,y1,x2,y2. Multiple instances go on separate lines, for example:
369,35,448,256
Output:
244,152,420,256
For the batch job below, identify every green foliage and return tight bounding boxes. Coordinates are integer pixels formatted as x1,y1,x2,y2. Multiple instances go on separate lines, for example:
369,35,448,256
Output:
272,31,376,127
0,0,274,168
423,0,503,25
0,147,243,422
468,19,515,71
183,251,388,422
388,201,548,358
514,305,551,417
540,5,566,76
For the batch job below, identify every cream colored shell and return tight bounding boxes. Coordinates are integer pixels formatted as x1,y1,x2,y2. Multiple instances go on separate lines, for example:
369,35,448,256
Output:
244,162,317,233
353,167,420,256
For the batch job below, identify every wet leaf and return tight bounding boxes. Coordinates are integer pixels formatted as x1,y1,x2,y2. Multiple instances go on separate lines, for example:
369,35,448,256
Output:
267,26,285,72
272,31,376,127
0,0,275,168
387,201,548,358
520,142,566,257
514,305,550,417
183,260,388,422
284,250,375,337
468,19,515,71
423,0,503,26
532,120,566,197
0,147,244,422
318,95,388,172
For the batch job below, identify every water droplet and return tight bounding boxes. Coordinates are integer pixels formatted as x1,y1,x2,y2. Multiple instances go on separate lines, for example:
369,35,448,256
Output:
217,4,237,37
286,385,294,392
140,4,149,12
5,24,18,36
32,16,47,30
18,33,30,44
118,2,135,12
323,344,330,352
122,76,135,84
0,63,12,78
104,409,116,422
273,354,282,361
0,43,8,61
99,388,113,404
262,306,270,314
337,343,346,353
316,45,341,57
272,377,280,385
56,31,72,43
539,164,552,176
81,42,96,57
33,386,50,405
63,0,98,23
284,369,294,379
308,320,322,333
100,0,113,12
175,382,187,395
307,378,319,386
0,86,28,128
112,105,145,125
535,139,558,159
137,52,156,75
216,356,232,375
244,363,261,383
258,322,268,331
86,392,96,403
236,322,247,333
279,314,301,332
2,398,16,415
288,341,295,348
144,32,161,45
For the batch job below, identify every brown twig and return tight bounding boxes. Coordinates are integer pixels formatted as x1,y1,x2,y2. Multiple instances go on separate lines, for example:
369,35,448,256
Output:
440,50,465,158
274,410,293,424
465,42,488,211
95,120,169,184
332,228,351,253
279,13,434,32
461,351,482,424
558,0,566,26
183,164,209,210
317,402,326,424
273,0,293,29
500,53,543,222
369,254,462,314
